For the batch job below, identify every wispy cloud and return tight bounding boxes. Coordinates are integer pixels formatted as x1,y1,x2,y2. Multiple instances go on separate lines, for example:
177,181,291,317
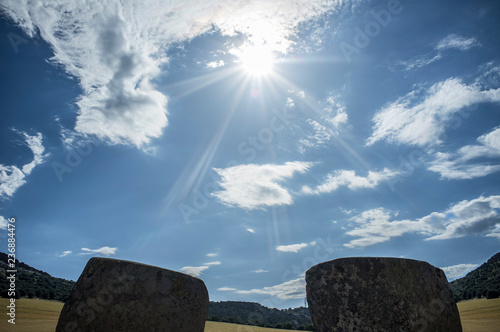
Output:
80,246,117,255
0,216,8,230
394,53,442,71
0,131,49,199
204,261,221,266
246,228,256,234
276,243,310,253
2,0,336,149
181,260,221,277
436,34,480,51
428,126,500,179
180,266,210,277
252,269,269,273
235,278,306,300
367,78,500,147
298,96,349,152
218,287,237,291
58,251,72,257
394,34,479,71
212,162,313,210
206,60,225,69
345,195,500,248
206,253,218,257
441,263,478,280
302,168,399,194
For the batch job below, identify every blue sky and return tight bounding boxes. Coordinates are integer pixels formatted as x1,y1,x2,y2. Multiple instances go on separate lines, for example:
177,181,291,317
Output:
1,0,499,309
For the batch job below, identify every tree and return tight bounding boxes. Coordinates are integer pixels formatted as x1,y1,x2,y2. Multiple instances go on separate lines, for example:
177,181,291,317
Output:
487,290,499,299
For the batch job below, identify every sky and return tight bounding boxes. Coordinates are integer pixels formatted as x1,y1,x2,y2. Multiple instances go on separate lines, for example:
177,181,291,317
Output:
0,0,499,309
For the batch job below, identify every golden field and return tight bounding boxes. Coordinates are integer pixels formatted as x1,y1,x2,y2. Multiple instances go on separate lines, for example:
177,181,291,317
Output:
0,297,499,331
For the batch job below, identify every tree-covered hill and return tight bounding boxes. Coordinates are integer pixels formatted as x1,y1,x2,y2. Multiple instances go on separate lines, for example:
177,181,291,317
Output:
450,252,500,301
0,252,75,301
208,301,313,330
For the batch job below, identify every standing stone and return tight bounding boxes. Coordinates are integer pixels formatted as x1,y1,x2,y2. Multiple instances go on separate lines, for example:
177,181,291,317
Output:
56,257,209,332
305,257,462,332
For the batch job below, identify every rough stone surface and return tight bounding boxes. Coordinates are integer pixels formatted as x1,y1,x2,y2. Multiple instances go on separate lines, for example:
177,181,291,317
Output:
305,257,462,332
56,257,209,332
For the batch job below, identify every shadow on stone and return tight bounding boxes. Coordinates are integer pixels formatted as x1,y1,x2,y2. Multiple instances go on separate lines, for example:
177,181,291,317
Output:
305,257,462,332
56,257,209,332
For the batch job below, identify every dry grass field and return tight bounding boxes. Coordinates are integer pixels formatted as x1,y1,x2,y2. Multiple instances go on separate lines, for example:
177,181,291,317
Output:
204,321,303,332
457,297,500,332
0,297,498,331
0,298,64,332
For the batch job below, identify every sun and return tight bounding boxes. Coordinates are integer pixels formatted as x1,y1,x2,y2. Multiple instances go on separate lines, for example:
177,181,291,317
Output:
238,44,274,76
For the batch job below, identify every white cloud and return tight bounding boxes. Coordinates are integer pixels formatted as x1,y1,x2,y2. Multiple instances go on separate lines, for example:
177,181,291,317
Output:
206,253,218,257
212,162,313,210
181,260,221,277
436,34,480,51
302,168,399,194
0,131,49,199
276,243,309,253
252,269,269,273
236,277,305,300
218,287,237,291
367,78,500,147
180,266,210,277
204,261,221,266
206,60,225,68
394,34,479,71
441,263,478,280
80,246,117,255
394,53,442,71
2,0,337,149
58,251,72,257
298,96,349,152
429,126,500,179
246,228,256,233
0,216,8,230
345,195,500,248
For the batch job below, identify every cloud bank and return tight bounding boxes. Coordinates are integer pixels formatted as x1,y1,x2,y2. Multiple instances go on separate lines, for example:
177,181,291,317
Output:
345,195,500,248
2,0,338,149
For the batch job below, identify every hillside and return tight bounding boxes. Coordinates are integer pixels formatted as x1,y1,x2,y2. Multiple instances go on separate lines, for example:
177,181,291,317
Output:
0,252,74,301
450,252,500,302
2,251,498,329
208,301,313,330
